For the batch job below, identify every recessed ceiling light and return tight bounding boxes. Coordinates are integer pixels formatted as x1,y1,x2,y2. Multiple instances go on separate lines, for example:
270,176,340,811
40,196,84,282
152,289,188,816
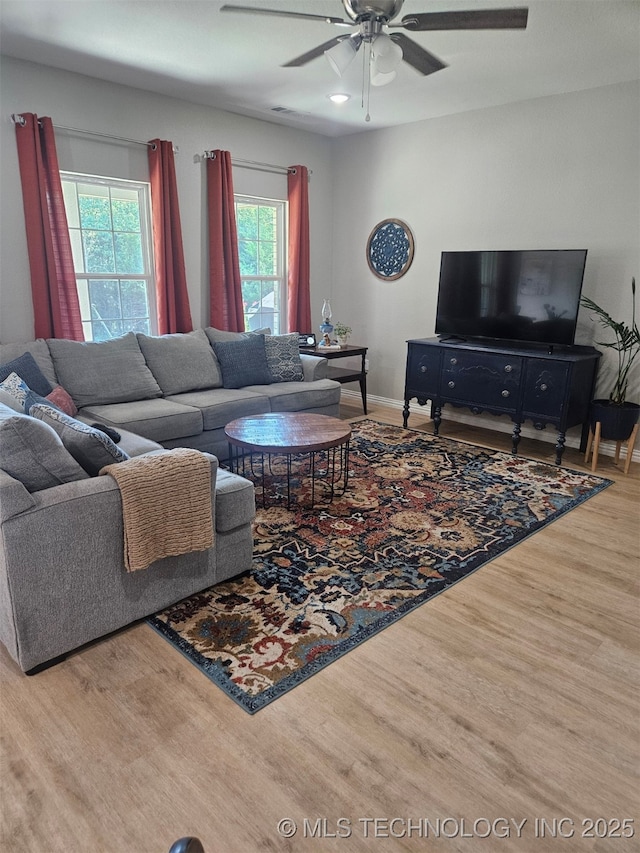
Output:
328,93,350,104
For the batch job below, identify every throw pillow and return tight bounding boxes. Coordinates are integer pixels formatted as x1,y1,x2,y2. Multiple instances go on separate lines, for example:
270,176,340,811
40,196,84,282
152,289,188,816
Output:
265,334,304,383
0,374,69,416
46,384,78,416
47,332,162,408
0,351,53,396
212,335,273,389
0,403,89,492
23,387,57,414
0,388,23,412
30,403,130,476
0,372,31,408
137,330,222,394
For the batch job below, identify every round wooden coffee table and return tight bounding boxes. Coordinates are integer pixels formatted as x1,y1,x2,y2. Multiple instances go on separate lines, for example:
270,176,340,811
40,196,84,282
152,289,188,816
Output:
224,412,351,509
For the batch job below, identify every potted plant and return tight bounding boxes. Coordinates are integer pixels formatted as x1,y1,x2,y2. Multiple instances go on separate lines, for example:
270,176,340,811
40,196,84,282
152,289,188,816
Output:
333,322,352,348
581,276,640,440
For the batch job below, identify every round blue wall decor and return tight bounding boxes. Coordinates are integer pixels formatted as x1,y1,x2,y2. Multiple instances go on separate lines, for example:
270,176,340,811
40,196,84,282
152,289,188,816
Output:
367,219,415,280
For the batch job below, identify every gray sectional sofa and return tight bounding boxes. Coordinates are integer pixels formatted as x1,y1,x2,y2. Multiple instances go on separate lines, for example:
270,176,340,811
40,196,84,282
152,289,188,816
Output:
0,329,341,673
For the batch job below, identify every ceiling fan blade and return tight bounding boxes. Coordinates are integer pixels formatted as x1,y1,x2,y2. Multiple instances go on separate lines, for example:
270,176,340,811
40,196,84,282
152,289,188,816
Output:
400,8,529,31
391,34,447,76
220,5,351,26
282,36,349,68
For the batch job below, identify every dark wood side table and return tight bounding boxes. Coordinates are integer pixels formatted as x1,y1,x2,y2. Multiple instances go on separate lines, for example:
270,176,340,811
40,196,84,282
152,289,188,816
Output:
310,344,368,413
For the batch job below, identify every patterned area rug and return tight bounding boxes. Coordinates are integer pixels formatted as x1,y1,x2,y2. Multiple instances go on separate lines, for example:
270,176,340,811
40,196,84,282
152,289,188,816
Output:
148,420,612,713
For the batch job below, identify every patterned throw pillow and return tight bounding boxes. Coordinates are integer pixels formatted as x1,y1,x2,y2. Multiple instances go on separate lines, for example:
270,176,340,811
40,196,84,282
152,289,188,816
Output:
0,351,53,397
0,372,31,408
30,403,130,476
264,334,304,383
212,335,273,389
0,373,73,417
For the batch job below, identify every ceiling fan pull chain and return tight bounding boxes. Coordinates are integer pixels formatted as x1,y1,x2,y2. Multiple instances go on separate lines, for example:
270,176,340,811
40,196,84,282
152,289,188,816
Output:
365,40,372,122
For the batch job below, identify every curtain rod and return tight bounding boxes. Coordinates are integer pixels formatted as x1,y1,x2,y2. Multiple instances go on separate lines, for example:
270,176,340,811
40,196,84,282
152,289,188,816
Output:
10,114,178,152
201,151,311,176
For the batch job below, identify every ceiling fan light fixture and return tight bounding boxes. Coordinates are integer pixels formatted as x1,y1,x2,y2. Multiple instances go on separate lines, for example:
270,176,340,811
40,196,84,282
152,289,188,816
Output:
328,93,351,103
371,33,403,73
324,34,361,76
369,33,402,86
370,68,397,87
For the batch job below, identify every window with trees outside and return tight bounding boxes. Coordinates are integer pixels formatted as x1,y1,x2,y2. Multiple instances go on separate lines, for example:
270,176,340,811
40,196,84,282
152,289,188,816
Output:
61,173,156,341
235,196,287,334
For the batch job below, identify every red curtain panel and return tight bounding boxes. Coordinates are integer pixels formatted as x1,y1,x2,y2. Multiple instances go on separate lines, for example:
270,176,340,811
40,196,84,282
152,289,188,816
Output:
207,150,244,331
14,113,83,340
287,165,312,335
148,139,193,334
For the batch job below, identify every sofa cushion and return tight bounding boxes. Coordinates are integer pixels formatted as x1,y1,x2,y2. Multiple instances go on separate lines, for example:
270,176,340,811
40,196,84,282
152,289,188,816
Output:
0,402,89,492
244,379,342,413
204,326,270,345
0,339,58,387
47,332,162,407
137,329,222,394
165,387,271,431
109,429,164,458
30,403,130,476
79,398,203,443
214,469,257,533
265,334,304,383
212,335,272,389
0,351,53,396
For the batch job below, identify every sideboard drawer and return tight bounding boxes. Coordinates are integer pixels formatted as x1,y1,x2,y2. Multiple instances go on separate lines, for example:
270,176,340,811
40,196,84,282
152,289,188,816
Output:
406,345,440,397
442,352,522,410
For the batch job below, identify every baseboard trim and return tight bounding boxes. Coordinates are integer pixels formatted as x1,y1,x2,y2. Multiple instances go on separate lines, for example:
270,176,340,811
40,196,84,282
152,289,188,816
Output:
339,389,640,463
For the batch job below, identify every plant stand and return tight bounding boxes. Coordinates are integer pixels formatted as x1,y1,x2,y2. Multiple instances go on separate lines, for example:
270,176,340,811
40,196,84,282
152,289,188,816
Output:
585,421,639,474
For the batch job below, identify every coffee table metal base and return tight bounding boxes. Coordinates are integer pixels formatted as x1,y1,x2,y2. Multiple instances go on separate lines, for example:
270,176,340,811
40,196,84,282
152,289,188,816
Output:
227,443,350,509
224,413,351,510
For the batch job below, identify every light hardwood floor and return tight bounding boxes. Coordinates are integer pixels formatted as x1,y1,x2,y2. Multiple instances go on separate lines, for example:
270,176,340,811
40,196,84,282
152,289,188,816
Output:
1,402,638,853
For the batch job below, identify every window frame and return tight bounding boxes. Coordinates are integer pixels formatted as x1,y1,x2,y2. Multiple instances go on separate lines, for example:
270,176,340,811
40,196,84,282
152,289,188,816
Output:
234,194,288,335
60,171,157,341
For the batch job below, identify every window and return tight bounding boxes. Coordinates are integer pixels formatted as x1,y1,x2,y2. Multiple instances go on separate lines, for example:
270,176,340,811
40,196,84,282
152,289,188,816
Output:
61,173,156,341
235,196,287,334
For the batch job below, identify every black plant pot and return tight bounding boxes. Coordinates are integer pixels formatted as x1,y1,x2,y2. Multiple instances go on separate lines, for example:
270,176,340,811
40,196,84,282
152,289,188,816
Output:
589,399,640,441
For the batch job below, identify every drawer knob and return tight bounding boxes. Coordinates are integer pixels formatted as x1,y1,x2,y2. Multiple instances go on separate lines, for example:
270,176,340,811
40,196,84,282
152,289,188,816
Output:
420,365,428,373
504,364,513,373
502,390,510,398
448,380,455,389
540,383,548,391
450,357,457,365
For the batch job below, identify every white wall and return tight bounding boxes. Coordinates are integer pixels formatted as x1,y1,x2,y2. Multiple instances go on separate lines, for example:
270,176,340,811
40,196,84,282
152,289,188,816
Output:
0,56,334,340
331,80,640,407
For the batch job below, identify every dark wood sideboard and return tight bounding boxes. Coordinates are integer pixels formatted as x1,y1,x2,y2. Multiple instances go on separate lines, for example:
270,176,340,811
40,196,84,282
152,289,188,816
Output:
403,337,601,465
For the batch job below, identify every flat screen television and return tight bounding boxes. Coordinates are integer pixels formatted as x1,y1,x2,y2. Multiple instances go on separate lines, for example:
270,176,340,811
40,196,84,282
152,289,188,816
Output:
435,249,588,348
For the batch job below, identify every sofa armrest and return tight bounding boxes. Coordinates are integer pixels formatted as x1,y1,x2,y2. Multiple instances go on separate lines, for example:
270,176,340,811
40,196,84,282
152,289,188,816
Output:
300,353,328,382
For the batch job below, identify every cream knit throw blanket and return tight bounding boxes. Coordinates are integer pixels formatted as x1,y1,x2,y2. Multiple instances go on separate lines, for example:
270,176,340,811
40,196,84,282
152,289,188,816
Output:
100,448,214,572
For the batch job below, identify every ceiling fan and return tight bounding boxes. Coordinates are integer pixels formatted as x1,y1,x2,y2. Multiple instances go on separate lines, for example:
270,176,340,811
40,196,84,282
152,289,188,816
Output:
220,0,529,84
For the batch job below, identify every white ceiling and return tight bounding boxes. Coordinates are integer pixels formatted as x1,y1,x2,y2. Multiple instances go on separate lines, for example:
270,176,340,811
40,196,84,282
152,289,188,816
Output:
1,0,639,137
